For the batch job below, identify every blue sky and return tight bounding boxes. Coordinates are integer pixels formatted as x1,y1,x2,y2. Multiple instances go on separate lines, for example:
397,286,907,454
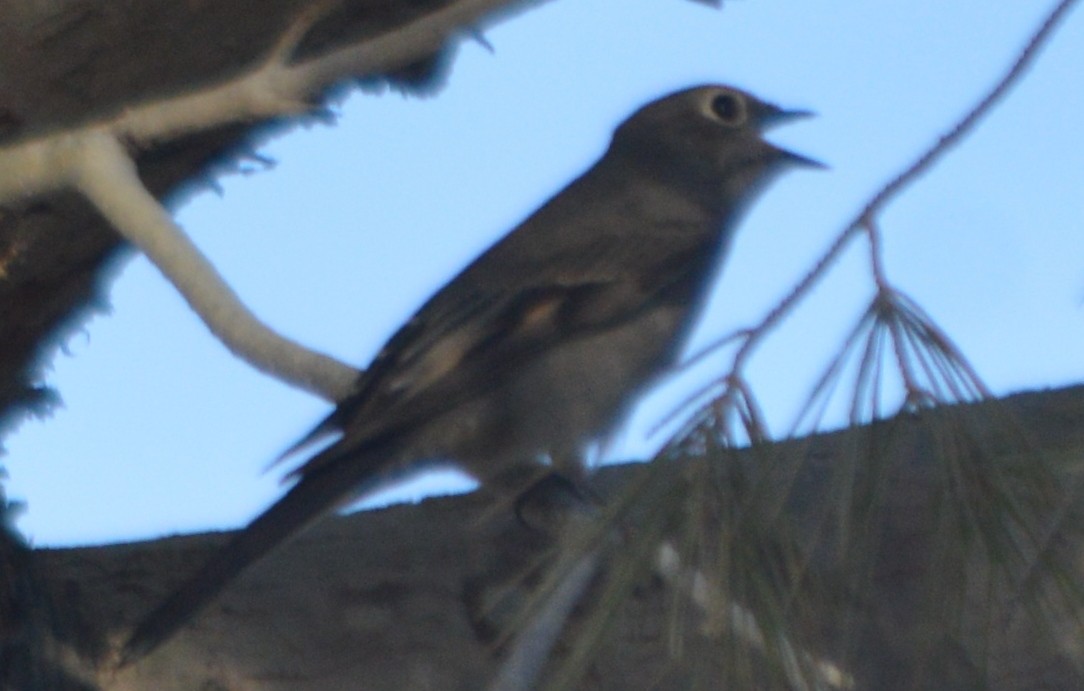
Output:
5,0,1083,546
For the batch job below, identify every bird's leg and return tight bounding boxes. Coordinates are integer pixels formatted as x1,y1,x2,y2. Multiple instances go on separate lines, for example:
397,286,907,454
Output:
513,471,600,537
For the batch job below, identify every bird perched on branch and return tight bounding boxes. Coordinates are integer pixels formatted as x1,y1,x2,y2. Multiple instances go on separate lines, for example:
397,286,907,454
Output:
120,84,821,665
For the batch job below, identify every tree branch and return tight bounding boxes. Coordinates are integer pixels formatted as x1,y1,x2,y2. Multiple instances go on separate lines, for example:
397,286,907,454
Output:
74,132,359,400
0,0,535,401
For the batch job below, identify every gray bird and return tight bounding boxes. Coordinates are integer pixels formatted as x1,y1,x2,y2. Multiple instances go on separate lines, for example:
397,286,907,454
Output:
120,84,820,664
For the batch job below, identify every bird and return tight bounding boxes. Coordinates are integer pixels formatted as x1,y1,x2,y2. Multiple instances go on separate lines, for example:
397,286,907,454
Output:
119,84,821,665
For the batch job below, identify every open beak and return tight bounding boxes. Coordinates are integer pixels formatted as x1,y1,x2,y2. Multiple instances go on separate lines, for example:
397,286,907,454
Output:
760,106,816,126
756,104,825,169
772,144,827,169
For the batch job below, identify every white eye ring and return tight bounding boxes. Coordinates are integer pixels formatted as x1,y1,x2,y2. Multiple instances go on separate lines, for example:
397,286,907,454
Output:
706,91,746,126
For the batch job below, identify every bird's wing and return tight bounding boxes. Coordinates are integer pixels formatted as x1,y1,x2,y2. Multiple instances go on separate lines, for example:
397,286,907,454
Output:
289,231,715,479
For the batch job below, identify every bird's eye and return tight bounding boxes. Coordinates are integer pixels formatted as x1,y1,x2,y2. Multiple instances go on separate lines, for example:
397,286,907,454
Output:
709,92,745,125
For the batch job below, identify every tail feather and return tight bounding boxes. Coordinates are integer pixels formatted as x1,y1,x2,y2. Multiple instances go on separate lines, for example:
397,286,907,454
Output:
119,448,385,666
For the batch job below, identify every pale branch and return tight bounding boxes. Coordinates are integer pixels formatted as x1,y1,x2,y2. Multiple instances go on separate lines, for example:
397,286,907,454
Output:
0,0,529,171
285,0,530,99
0,0,532,401
489,545,602,691
74,132,359,400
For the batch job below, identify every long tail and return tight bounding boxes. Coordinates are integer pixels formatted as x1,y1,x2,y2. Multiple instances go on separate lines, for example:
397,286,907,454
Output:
119,448,386,666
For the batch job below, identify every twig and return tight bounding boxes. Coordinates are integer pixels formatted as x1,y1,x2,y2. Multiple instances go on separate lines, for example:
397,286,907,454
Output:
726,0,1080,377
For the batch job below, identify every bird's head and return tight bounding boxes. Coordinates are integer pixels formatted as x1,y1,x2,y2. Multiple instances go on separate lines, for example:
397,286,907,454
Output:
610,84,822,214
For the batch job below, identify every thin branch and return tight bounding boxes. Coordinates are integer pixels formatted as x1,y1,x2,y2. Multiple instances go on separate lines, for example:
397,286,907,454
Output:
725,0,1079,376
72,132,359,400
857,0,1079,222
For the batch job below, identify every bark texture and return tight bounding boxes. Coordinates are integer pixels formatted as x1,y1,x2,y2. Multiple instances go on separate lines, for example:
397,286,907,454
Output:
13,385,1084,689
